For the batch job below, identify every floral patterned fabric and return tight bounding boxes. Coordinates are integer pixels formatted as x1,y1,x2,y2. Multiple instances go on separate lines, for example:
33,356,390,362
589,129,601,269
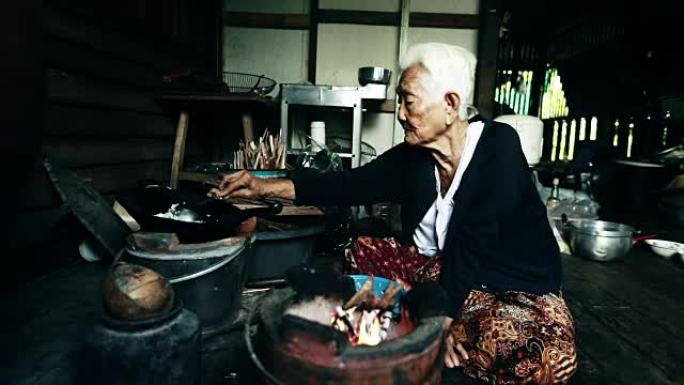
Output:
451,290,577,385
345,236,577,385
344,236,441,287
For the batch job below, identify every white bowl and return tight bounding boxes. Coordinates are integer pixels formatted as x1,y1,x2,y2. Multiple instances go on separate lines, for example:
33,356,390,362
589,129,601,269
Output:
644,239,684,259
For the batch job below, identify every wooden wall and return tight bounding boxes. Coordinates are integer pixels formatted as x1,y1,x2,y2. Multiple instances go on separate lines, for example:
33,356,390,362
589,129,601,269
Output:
8,0,220,286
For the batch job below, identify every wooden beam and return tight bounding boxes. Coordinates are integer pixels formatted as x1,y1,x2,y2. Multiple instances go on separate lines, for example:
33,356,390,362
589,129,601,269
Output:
223,10,480,30
214,0,224,77
528,45,547,116
170,111,189,188
42,138,195,168
474,0,502,119
308,0,319,83
45,105,176,138
45,37,168,91
44,6,199,72
223,12,309,30
46,69,165,114
409,13,480,29
317,9,399,26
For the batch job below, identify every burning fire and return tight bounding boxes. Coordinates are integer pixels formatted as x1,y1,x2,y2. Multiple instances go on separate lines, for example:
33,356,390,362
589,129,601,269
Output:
330,276,401,346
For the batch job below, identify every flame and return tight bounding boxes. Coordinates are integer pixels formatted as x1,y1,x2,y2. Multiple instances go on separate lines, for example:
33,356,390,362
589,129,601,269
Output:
331,306,394,346
356,310,383,346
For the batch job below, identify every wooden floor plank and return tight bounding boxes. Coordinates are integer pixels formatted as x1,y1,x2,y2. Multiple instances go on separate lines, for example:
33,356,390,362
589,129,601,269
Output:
562,254,684,339
561,252,684,384
569,348,619,385
563,295,677,385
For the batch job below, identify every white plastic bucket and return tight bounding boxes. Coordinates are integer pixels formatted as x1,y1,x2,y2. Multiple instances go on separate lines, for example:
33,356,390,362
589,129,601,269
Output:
494,114,544,166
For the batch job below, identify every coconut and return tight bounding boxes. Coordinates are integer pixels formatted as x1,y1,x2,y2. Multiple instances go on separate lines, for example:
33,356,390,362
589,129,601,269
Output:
103,262,174,321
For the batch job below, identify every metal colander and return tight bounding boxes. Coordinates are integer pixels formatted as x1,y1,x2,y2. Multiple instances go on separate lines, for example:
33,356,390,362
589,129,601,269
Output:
219,72,276,95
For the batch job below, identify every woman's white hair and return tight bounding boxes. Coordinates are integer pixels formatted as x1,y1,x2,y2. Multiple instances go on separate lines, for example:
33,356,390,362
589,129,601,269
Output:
399,43,477,120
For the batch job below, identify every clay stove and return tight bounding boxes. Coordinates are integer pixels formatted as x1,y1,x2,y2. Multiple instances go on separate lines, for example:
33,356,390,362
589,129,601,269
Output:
247,285,448,385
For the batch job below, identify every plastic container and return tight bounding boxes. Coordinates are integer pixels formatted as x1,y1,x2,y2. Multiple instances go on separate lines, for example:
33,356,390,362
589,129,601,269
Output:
310,121,326,152
494,115,543,166
347,274,405,316
644,239,684,259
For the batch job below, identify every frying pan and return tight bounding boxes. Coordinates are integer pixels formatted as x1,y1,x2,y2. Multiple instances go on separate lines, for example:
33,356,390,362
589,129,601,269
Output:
117,185,282,244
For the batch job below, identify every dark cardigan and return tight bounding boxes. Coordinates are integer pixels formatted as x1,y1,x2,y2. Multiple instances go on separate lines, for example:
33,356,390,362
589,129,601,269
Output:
292,118,561,317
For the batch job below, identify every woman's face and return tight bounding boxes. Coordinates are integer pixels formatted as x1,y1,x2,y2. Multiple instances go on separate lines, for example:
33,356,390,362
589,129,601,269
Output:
397,65,450,146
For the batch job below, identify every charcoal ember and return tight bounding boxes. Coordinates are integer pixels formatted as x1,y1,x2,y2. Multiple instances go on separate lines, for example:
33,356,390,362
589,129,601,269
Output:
332,306,357,339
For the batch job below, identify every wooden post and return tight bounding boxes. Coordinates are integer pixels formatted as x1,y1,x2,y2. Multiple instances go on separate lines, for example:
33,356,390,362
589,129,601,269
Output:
170,110,189,188
474,0,502,119
528,45,547,117
242,112,254,143
214,0,224,79
392,0,411,146
308,0,319,83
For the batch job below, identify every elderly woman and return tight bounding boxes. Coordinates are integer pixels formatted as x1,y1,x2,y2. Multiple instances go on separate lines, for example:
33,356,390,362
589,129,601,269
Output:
210,43,576,385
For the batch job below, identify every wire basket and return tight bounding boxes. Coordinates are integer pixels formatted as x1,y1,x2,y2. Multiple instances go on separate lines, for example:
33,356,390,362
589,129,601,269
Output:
219,72,276,95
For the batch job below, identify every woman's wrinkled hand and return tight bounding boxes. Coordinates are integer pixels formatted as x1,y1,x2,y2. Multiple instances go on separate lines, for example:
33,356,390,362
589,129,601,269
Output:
444,317,469,368
207,170,265,200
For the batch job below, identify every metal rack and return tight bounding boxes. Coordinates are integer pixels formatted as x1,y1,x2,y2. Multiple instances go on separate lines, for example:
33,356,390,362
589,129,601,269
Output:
280,83,388,168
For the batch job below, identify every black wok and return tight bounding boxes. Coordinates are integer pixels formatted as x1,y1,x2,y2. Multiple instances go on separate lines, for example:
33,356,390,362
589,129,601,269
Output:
117,185,282,243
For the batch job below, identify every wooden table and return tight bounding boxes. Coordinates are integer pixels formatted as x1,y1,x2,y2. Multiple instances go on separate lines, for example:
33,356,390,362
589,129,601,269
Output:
156,93,276,188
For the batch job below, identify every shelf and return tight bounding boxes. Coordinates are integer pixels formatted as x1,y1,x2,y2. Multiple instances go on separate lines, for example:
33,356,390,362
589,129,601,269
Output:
362,98,396,113
287,150,355,158
156,93,277,107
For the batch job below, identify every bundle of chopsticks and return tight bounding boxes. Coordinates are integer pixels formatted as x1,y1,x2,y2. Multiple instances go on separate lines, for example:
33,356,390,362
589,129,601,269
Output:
331,276,402,346
232,131,286,169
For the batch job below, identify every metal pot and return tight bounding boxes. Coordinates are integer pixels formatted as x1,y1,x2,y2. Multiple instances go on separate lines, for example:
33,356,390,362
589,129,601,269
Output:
122,233,250,335
248,223,326,283
117,185,281,243
358,67,392,86
565,219,652,262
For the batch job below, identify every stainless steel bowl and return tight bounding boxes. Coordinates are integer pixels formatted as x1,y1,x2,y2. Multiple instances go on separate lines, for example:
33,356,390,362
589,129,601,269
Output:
567,219,636,262
358,67,392,86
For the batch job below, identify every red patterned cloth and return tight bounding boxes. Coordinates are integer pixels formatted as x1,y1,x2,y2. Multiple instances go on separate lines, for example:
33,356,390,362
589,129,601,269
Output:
344,236,441,287
451,290,577,385
345,236,576,385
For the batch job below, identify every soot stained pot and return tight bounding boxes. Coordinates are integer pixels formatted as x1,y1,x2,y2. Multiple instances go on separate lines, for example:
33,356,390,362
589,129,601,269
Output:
248,222,327,282
117,185,281,244
122,232,250,334
566,219,645,262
